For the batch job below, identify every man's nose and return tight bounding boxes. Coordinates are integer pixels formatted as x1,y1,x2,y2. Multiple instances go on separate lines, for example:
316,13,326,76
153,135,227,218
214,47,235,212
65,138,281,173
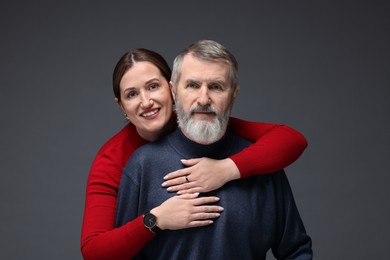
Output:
197,86,210,105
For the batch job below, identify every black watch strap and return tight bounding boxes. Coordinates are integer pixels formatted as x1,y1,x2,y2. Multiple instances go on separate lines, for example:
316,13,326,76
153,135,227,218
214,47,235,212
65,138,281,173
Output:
143,212,161,234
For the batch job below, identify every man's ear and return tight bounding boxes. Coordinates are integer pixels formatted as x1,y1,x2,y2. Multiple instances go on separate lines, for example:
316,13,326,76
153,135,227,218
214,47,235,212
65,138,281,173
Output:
233,85,240,98
169,81,176,103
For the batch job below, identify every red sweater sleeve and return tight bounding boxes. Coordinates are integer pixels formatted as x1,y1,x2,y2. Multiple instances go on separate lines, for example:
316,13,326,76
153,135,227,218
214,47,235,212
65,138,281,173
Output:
80,124,154,259
228,117,308,178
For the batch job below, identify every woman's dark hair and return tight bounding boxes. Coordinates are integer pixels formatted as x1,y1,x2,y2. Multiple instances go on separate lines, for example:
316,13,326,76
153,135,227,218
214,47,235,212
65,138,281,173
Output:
113,48,172,101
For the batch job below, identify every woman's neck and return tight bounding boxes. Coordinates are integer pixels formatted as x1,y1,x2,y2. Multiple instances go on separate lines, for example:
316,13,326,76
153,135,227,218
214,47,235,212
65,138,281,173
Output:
137,116,176,142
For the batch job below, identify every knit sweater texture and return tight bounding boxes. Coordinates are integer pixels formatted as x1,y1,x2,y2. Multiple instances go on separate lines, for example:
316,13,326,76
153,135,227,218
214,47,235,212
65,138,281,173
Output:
115,129,312,259
81,117,308,259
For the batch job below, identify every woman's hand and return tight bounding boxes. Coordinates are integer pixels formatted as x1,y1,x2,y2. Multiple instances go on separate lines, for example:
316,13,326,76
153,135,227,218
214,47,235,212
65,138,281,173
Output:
150,193,224,230
161,158,241,194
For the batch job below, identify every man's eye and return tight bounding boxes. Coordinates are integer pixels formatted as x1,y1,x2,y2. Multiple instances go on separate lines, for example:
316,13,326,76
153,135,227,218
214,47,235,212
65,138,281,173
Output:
209,84,222,91
187,82,199,89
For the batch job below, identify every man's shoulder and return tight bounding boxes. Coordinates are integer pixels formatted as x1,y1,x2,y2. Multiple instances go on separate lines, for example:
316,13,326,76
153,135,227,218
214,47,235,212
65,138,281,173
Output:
228,131,252,151
125,136,171,165
135,136,170,153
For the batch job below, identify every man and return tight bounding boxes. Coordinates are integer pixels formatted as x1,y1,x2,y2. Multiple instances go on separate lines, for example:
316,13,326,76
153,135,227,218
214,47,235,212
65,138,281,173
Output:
115,40,312,259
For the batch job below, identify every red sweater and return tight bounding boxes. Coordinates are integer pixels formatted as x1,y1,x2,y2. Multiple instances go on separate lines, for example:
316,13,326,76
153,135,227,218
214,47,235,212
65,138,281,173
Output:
81,117,307,259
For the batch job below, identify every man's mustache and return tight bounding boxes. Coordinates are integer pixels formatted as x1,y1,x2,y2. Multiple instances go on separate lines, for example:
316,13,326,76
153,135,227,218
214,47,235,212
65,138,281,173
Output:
190,105,217,115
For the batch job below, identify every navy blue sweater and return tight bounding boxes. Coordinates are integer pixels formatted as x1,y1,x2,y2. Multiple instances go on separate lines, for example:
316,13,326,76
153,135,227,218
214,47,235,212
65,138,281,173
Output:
115,129,312,259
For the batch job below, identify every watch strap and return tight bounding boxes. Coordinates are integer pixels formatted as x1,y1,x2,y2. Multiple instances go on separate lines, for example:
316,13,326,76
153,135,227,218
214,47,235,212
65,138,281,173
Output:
143,212,161,234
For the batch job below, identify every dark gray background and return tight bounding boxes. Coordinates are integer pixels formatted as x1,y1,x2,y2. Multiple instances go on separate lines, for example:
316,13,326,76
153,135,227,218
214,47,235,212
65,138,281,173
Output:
1,1,389,259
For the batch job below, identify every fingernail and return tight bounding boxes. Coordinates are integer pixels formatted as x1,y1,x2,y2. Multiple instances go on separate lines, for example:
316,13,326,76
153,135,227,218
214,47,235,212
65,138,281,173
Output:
215,213,220,217
214,197,220,201
161,182,167,187
177,191,182,194
180,159,187,162
167,187,172,191
218,207,224,211
163,175,168,180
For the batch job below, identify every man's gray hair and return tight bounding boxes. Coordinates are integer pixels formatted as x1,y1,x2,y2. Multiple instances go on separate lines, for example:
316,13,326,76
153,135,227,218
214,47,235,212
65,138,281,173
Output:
171,40,238,91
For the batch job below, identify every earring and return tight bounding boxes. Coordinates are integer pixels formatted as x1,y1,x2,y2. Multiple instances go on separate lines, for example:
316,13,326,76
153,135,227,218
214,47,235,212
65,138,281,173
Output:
123,113,129,121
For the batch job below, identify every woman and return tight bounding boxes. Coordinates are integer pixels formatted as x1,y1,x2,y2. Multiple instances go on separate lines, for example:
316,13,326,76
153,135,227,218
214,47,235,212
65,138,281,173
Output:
81,48,308,259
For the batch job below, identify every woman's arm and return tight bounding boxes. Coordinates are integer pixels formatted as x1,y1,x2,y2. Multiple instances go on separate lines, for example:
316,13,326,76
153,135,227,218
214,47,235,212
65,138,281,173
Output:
81,166,153,259
228,117,308,177
81,125,153,259
81,124,222,259
162,117,307,193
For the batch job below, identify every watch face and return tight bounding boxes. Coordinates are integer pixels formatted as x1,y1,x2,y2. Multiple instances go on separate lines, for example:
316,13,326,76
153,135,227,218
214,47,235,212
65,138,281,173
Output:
144,213,156,228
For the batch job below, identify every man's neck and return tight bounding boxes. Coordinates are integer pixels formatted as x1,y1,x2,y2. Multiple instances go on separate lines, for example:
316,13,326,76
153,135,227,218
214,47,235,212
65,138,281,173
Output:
168,128,233,160
180,128,221,145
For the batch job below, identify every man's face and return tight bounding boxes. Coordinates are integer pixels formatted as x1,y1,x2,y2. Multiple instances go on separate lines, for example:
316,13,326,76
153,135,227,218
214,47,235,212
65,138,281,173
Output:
171,54,239,144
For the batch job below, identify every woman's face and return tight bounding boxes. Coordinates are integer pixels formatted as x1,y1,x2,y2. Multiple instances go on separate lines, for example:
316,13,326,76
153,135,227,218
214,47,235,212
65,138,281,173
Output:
116,61,173,141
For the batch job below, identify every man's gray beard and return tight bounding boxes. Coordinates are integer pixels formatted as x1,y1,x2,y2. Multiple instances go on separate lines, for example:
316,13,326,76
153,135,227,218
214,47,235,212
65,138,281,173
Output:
175,99,231,144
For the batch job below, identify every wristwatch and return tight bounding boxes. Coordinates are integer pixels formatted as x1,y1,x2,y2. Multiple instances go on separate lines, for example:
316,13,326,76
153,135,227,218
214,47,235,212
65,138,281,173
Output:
143,212,161,234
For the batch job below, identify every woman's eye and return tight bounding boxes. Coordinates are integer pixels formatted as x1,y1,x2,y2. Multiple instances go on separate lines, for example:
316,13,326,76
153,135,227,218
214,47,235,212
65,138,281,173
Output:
149,84,159,91
127,91,137,98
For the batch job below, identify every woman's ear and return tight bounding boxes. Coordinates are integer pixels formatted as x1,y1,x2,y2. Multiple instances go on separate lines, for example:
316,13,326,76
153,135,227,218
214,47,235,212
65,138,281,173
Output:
115,97,121,106
115,98,124,111
115,98,129,121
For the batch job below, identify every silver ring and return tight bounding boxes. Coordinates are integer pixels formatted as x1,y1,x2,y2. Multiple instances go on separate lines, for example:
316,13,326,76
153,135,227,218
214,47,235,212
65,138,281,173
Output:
185,176,189,183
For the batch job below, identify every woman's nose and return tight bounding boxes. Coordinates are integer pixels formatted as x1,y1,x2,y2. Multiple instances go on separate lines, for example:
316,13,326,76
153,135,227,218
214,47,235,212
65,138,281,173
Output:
140,93,153,109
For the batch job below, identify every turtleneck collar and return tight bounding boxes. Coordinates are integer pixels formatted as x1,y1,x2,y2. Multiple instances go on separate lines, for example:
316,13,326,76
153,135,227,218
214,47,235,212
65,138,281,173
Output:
167,128,236,160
